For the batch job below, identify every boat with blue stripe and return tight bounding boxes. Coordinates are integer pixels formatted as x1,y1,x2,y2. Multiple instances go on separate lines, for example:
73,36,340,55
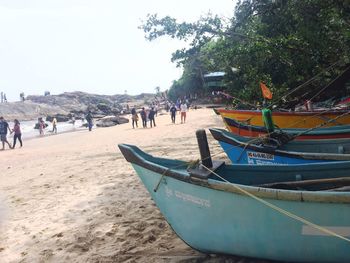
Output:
119,141,350,262
209,128,350,165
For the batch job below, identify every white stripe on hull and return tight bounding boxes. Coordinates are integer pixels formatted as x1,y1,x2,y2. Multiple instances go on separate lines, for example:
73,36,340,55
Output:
302,226,350,237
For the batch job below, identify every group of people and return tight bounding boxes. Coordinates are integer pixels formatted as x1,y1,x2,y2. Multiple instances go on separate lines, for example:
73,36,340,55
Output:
38,114,79,136
131,101,188,129
0,111,93,151
174,101,188,124
0,116,23,150
37,117,57,136
131,106,157,128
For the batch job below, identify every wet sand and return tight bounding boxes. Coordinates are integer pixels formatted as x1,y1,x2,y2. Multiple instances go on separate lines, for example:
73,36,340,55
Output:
0,108,271,263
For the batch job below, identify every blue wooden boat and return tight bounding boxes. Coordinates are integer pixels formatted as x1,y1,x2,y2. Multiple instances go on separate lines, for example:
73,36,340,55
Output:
119,143,350,262
209,128,350,165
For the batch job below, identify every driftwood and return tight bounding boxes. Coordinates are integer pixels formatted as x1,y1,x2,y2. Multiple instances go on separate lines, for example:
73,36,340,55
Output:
256,177,350,191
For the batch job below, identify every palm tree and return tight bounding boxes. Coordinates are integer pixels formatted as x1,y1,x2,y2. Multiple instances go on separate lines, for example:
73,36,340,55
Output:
155,86,160,95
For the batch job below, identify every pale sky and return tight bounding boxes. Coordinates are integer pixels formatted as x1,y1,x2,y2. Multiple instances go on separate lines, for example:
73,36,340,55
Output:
0,0,236,101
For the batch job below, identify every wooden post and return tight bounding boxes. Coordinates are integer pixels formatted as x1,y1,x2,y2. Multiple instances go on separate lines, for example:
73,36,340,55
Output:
196,129,213,168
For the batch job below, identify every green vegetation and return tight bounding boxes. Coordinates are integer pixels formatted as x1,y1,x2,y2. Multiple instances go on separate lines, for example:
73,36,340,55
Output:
140,0,350,105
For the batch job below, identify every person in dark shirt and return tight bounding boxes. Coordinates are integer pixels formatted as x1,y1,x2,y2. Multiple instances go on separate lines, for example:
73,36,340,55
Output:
131,106,138,129
85,111,93,131
12,119,23,148
170,104,177,123
0,116,12,150
148,107,156,128
140,107,147,128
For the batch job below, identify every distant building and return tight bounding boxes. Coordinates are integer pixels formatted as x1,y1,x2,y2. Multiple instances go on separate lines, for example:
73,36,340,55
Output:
203,72,226,92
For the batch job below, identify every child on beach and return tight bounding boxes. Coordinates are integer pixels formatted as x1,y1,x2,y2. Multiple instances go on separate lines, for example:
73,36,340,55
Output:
0,116,12,150
12,119,23,148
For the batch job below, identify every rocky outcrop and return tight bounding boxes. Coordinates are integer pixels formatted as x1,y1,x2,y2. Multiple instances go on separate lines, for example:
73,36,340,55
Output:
46,114,72,122
0,101,68,121
0,91,155,121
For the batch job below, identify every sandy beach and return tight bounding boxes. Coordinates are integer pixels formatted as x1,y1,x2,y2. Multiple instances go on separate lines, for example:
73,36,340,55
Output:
0,108,270,263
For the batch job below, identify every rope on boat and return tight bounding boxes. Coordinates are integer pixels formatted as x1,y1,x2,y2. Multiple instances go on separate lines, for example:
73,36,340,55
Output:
234,136,265,163
151,145,350,244
308,65,350,103
200,164,350,244
236,107,350,134
153,160,201,192
268,60,342,110
154,168,171,192
288,110,350,141
223,61,347,130
237,109,350,146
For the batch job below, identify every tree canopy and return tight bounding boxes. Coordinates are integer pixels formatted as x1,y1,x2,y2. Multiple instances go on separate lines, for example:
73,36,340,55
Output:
140,0,350,106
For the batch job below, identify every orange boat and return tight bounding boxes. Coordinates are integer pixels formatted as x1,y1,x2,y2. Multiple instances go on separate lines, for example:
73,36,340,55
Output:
214,108,350,128
222,116,350,140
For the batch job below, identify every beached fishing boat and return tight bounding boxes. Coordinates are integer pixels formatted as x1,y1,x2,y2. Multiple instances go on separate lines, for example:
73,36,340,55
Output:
223,116,350,140
119,143,350,262
214,108,350,128
209,128,350,164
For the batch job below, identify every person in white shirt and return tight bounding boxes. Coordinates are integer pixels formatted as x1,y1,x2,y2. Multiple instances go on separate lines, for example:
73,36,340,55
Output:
180,102,187,123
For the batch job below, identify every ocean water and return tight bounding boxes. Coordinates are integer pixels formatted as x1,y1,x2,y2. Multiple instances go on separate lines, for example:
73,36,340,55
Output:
5,119,85,141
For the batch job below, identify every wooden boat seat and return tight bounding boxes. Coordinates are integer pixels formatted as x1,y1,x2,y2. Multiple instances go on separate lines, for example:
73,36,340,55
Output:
188,160,225,180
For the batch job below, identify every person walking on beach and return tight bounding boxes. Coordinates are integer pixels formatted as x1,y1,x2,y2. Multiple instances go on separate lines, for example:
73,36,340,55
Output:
51,117,57,134
140,107,147,128
170,103,177,123
0,116,12,150
180,101,188,123
131,106,138,129
12,119,22,148
85,111,93,131
148,107,156,128
38,118,45,136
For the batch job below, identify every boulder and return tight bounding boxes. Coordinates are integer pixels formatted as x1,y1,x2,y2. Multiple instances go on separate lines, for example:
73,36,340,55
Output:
46,114,71,122
96,115,129,127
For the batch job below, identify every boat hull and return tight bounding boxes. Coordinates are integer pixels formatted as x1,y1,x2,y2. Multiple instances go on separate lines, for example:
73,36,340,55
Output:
133,163,350,262
218,140,333,165
215,108,350,128
119,144,350,262
223,116,350,140
210,128,350,165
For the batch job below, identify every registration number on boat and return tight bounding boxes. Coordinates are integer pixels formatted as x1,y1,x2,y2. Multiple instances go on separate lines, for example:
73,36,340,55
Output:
247,151,274,160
